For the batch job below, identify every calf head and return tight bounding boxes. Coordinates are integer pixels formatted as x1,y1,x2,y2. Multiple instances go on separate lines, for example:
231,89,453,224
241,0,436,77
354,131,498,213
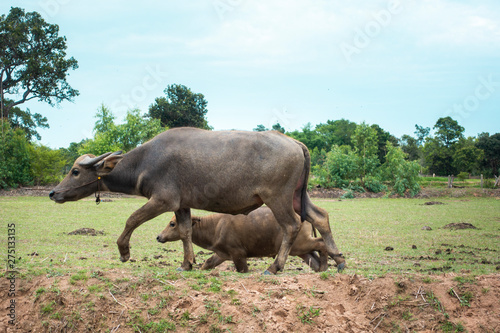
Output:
157,216,201,243
49,151,123,203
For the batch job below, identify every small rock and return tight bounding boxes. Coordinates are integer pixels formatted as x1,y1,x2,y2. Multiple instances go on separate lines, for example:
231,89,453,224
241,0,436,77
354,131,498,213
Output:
385,246,394,251
422,226,432,231
412,245,417,249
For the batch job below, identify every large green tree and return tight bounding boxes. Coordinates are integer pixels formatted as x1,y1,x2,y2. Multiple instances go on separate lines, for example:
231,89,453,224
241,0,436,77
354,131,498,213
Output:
148,84,210,129
399,134,420,161
433,117,464,147
315,119,357,150
80,105,164,156
476,132,500,177
287,123,324,151
452,137,484,175
6,100,48,140
0,122,31,188
0,7,79,119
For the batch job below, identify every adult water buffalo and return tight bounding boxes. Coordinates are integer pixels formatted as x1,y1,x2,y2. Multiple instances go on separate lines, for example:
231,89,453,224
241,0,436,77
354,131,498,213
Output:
157,206,329,273
49,127,345,274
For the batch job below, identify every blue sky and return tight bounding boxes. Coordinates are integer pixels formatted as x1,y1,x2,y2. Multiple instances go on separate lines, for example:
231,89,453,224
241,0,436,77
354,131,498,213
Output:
3,0,500,149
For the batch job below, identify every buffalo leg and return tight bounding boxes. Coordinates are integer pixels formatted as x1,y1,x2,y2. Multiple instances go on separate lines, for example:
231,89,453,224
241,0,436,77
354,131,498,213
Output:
117,198,169,262
266,204,301,274
201,254,226,270
303,194,345,270
175,208,195,271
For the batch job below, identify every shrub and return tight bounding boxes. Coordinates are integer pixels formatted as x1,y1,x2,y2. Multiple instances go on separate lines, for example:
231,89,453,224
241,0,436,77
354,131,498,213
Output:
324,145,359,188
0,124,32,188
382,142,421,196
364,176,387,193
457,172,469,182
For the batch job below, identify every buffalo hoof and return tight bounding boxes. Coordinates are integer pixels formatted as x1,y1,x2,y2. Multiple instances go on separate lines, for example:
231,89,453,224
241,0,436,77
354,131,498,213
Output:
337,262,346,272
120,255,130,262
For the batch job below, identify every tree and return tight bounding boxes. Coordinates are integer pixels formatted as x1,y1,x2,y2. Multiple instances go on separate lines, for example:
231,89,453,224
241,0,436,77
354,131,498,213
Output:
29,143,66,185
422,137,454,176
253,124,267,132
315,119,357,150
271,122,285,133
476,132,500,177
352,122,379,180
433,117,464,147
452,137,484,175
414,124,430,146
323,145,359,188
0,122,32,188
253,122,285,133
371,124,398,164
79,106,164,156
6,101,49,140
0,7,79,119
399,134,420,161
148,84,210,129
287,123,324,151
382,142,420,196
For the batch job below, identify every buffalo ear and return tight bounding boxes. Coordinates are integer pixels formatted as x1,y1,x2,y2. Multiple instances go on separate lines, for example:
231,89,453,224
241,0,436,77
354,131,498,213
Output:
95,154,124,175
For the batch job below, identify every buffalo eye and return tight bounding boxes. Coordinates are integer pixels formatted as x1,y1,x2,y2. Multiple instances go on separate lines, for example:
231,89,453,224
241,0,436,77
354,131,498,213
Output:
71,169,80,176
169,222,176,228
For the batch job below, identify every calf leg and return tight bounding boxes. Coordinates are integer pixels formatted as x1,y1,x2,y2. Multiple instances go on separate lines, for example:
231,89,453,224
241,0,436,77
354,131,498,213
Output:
231,252,249,273
175,208,195,271
303,194,345,270
201,254,226,270
299,253,321,272
117,197,169,262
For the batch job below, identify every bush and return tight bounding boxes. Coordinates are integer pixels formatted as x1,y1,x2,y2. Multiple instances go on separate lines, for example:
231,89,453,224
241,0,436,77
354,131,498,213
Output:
29,144,67,185
323,145,359,188
383,142,421,196
364,176,387,193
0,124,32,188
457,172,469,181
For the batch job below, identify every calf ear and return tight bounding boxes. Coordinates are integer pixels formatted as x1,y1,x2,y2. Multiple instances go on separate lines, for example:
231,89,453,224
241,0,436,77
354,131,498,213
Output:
95,155,124,175
192,217,201,226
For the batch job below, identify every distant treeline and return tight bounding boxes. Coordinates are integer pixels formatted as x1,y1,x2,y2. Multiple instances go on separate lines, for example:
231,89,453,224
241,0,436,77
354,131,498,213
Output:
1,104,498,195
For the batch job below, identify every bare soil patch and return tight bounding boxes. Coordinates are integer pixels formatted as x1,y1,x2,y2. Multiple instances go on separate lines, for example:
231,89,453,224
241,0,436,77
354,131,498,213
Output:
67,228,105,236
423,201,445,205
2,270,499,332
443,223,477,230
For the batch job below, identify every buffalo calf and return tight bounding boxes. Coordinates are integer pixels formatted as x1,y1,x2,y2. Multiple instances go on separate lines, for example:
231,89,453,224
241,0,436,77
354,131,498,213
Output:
157,207,328,273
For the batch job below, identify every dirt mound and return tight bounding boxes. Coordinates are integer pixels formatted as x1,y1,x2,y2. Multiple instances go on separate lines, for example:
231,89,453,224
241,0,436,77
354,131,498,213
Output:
2,270,498,332
443,223,477,230
424,201,445,205
67,228,105,236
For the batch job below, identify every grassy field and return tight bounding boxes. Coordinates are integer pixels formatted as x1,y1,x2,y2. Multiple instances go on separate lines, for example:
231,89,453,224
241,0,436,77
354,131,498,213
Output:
1,195,499,278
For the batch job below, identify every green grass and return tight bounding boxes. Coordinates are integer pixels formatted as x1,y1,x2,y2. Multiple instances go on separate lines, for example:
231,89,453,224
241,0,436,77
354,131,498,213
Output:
0,195,499,278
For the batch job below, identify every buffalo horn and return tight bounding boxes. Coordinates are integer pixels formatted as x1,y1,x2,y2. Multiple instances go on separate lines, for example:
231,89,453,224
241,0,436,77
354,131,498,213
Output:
78,151,123,168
